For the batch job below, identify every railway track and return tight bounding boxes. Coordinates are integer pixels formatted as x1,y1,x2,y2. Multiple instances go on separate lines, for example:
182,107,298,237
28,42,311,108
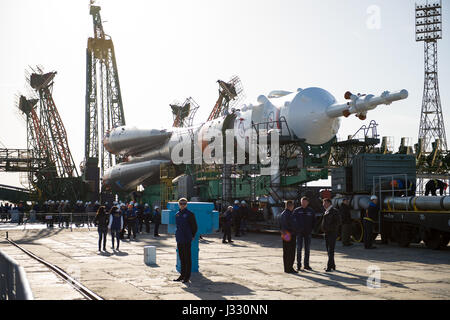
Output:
5,233,103,300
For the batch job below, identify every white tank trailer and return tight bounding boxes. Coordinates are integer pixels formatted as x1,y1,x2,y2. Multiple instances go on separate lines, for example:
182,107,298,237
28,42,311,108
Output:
103,87,408,191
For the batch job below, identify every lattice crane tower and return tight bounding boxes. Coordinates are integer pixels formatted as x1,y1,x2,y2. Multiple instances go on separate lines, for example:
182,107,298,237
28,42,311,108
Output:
84,1,126,198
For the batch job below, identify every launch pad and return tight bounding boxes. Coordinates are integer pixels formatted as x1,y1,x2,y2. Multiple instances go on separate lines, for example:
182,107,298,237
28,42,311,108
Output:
0,228,448,300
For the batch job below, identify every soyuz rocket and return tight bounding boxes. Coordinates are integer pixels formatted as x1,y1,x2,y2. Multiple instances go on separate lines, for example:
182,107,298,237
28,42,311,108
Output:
103,86,408,191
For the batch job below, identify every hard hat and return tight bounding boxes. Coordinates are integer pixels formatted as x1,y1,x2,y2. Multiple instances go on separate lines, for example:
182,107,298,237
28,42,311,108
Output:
370,195,378,200
144,203,149,207
241,200,246,204
154,206,160,210
234,200,239,204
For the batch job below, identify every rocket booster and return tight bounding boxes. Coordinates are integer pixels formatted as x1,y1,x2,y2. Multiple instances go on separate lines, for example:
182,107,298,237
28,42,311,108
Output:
103,86,408,191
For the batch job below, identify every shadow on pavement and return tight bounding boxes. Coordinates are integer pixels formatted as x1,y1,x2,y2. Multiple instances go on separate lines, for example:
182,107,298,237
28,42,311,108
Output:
182,272,254,300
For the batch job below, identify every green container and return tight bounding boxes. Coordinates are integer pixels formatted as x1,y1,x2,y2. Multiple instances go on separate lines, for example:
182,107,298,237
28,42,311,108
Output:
352,154,416,193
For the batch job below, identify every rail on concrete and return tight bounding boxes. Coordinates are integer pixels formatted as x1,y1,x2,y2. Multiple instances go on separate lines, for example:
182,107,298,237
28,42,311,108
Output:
0,249,34,300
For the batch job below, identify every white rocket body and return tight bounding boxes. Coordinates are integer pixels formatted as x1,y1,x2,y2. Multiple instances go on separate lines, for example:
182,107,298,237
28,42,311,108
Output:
102,87,408,191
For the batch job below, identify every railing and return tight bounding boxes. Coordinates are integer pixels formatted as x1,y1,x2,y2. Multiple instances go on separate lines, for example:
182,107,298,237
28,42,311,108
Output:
1,211,98,231
0,249,34,300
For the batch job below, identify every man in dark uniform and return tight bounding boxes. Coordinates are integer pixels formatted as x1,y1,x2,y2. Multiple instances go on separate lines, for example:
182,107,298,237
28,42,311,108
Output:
339,198,353,246
239,201,250,236
322,198,342,272
425,179,448,196
221,206,233,243
108,206,123,251
280,200,297,273
120,203,128,239
364,195,379,249
137,202,145,233
143,204,152,233
232,200,241,237
293,196,315,271
153,206,162,237
173,198,198,284
126,204,137,240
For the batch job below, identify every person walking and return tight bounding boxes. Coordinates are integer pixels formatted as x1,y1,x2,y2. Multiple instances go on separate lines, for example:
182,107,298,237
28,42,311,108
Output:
94,206,109,252
339,198,353,246
293,196,315,271
153,206,161,237
322,198,342,272
173,198,198,284
280,200,297,273
108,206,123,251
221,206,233,243
363,195,379,249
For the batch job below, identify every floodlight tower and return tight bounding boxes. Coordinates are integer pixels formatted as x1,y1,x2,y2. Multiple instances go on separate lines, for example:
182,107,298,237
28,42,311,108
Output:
416,0,447,152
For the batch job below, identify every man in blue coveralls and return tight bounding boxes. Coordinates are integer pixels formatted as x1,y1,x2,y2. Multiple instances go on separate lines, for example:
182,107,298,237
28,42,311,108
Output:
294,196,316,271
173,198,198,284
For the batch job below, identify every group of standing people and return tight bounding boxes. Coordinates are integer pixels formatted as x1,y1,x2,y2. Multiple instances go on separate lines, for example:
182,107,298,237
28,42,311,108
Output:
280,195,380,274
0,202,25,223
93,202,162,252
220,200,250,243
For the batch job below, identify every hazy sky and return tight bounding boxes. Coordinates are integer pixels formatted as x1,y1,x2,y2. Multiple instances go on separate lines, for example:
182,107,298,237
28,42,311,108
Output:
1,0,449,188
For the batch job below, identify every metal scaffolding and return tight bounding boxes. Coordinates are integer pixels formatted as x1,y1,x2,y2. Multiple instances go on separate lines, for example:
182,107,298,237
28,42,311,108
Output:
84,3,126,199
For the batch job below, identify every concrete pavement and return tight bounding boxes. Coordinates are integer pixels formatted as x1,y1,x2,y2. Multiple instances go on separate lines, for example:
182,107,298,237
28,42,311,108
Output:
0,225,449,300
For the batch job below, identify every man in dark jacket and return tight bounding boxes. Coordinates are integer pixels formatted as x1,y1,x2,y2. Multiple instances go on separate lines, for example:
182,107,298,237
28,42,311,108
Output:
425,179,448,196
174,198,198,284
108,206,123,251
339,198,353,246
322,198,342,271
143,204,152,233
222,206,233,243
280,200,297,273
364,195,379,249
126,204,137,240
239,201,250,236
293,196,315,271
232,200,241,237
153,206,162,237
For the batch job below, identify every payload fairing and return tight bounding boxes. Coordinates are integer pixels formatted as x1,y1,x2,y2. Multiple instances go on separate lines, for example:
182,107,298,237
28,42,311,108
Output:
103,86,408,191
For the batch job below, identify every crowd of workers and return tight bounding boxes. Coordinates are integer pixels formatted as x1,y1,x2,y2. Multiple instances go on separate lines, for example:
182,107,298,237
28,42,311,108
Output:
92,201,162,251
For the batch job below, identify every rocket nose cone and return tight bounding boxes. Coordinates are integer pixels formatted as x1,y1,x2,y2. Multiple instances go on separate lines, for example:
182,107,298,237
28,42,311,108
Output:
284,87,338,145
